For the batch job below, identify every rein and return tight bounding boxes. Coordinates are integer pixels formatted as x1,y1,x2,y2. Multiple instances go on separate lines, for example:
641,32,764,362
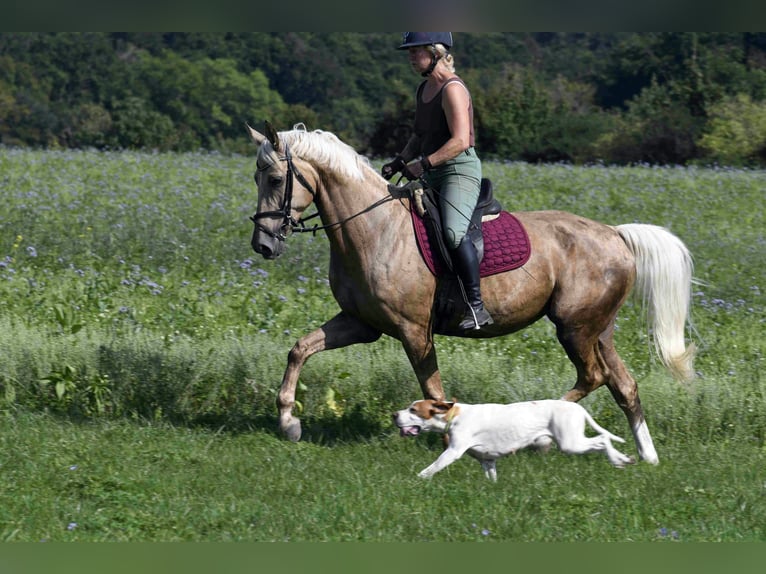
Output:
250,144,396,240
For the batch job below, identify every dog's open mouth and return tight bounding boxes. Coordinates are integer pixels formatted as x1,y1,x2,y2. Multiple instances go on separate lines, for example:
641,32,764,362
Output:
399,425,421,437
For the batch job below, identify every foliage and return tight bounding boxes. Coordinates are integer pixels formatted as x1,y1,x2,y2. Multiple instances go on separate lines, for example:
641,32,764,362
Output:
0,147,763,426
697,93,766,166
2,33,766,164
593,78,703,165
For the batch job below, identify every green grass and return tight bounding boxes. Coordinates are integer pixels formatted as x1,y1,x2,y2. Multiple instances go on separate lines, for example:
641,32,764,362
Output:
0,146,764,541
1,411,763,542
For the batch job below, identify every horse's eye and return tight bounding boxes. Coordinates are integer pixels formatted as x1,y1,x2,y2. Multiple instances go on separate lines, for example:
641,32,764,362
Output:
269,176,283,187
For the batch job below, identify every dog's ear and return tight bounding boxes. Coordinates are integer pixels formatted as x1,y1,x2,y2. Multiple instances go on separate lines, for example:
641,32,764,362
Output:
431,400,455,413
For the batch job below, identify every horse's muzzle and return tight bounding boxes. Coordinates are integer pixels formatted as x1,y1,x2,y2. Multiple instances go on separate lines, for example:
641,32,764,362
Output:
252,230,286,259
252,239,279,259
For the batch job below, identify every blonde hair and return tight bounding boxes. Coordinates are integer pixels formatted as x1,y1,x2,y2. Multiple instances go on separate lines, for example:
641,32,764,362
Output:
428,43,455,73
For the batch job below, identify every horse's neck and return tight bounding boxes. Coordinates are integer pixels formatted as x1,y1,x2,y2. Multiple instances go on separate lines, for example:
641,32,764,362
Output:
317,177,409,255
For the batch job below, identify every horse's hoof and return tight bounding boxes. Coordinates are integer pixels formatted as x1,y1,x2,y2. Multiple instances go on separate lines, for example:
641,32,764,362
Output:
280,418,302,442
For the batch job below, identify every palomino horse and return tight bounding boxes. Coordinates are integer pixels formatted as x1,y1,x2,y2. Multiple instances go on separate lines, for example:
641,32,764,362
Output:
246,123,695,464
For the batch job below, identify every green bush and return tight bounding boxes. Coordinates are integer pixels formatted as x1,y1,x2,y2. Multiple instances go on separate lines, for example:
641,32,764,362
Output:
594,79,703,165
697,93,766,166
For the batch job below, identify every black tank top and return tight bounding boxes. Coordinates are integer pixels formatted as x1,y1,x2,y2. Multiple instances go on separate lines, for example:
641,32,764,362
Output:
414,77,475,157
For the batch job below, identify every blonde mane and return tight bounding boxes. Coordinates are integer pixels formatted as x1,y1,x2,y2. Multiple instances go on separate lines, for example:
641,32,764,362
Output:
257,126,375,182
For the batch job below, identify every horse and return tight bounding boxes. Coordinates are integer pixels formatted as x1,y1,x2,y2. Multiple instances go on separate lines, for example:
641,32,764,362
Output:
245,122,695,464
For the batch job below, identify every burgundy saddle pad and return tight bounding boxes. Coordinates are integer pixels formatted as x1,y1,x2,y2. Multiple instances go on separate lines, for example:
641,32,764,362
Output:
411,209,531,277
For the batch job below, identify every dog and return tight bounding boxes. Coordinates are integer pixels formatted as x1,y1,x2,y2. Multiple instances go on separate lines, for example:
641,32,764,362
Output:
393,399,635,481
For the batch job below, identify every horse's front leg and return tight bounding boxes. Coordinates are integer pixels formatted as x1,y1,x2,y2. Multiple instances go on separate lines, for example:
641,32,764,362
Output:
399,324,445,402
276,311,381,441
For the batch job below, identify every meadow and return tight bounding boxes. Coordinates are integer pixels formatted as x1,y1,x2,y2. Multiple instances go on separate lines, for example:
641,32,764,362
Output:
0,146,764,542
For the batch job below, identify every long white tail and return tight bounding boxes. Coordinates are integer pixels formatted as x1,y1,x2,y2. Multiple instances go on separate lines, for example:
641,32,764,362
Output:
616,223,696,382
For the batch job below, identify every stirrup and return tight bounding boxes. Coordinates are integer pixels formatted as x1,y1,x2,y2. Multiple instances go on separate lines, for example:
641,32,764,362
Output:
459,304,494,331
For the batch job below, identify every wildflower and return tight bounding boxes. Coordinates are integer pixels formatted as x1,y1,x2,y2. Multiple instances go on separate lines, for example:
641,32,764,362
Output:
67,522,77,531
26,246,38,257
658,527,679,540
68,465,78,471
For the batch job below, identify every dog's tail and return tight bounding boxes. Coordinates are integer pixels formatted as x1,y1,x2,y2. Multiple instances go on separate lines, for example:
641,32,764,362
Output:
583,411,625,444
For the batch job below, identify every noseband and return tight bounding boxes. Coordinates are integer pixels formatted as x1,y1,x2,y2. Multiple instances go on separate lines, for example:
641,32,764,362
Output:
250,145,317,242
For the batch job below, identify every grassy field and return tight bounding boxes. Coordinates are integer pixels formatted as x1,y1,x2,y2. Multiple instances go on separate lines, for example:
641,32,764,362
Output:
0,146,764,541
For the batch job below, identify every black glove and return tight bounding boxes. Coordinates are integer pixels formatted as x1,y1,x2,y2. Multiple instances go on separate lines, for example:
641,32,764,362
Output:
402,156,431,181
381,155,406,180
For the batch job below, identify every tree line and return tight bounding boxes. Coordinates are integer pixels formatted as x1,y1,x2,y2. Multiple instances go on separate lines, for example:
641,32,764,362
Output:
2,32,766,166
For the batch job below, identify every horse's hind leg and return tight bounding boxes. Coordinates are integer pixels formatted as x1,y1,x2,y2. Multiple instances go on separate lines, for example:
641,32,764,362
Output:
558,318,659,465
557,323,610,403
598,325,659,464
276,312,381,441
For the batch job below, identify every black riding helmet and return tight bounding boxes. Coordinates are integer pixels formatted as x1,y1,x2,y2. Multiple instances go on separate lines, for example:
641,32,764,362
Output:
398,32,453,50
398,32,453,77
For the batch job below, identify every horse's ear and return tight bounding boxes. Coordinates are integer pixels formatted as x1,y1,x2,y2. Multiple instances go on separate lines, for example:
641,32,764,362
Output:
245,123,266,146
264,120,281,152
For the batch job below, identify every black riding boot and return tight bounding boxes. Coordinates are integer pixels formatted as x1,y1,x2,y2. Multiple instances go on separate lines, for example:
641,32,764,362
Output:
450,237,494,330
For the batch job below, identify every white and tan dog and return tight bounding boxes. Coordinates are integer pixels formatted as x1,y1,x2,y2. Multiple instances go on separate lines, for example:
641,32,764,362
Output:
393,399,635,481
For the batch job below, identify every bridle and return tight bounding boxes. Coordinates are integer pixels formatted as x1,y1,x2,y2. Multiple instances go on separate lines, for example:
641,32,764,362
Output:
250,144,396,242
249,145,318,242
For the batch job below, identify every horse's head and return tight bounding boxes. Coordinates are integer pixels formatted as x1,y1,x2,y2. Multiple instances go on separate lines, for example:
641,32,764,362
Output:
246,122,317,259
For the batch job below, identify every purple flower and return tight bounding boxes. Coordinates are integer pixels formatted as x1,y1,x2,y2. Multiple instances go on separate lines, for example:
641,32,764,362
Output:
67,522,77,531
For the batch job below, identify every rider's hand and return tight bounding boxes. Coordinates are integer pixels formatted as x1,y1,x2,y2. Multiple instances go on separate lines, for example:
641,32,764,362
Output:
402,156,431,181
381,155,406,180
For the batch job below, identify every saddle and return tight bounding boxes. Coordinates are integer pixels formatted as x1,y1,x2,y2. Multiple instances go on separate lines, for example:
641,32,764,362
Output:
408,178,531,278
398,178,531,335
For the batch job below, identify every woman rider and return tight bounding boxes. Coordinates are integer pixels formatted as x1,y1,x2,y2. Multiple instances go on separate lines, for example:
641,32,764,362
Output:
382,32,493,330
